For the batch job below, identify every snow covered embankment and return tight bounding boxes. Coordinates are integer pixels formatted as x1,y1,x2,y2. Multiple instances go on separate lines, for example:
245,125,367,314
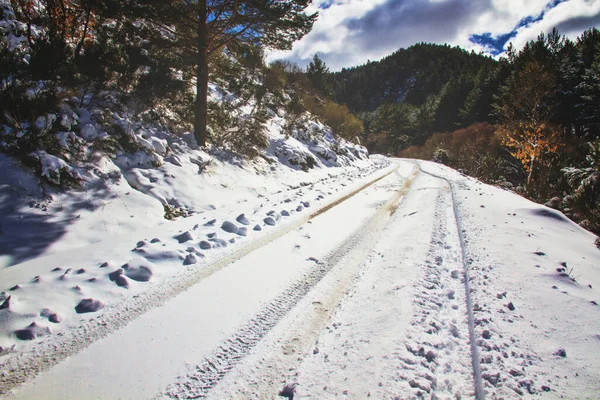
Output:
0,132,388,392
2,158,600,399
418,161,600,398
0,107,372,269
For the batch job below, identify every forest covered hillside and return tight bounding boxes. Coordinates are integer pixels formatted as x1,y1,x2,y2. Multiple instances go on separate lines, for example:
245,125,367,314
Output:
331,43,497,119
321,31,600,235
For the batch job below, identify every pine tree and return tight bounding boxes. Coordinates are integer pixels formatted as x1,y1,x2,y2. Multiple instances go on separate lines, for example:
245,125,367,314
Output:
576,50,600,138
563,138,600,232
307,53,331,95
495,60,562,189
139,0,317,147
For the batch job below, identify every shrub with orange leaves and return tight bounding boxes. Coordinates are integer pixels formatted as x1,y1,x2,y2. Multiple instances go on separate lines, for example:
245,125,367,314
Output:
496,121,562,187
10,0,97,52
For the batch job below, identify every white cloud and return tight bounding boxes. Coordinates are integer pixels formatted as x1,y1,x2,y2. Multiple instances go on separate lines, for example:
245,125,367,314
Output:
511,0,600,51
270,0,600,71
266,0,387,66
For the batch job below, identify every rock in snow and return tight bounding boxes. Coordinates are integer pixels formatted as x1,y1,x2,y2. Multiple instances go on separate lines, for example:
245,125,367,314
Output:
236,214,250,225
209,238,228,248
264,217,276,226
75,298,104,314
199,240,212,250
183,254,197,265
122,262,153,282
0,296,10,310
108,269,129,288
14,322,51,340
221,221,239,234
174,231,194,244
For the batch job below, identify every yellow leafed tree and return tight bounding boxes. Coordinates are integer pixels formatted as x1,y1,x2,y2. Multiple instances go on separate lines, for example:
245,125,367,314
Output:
11,0,97,53
495,60,563,189
498,121,561,186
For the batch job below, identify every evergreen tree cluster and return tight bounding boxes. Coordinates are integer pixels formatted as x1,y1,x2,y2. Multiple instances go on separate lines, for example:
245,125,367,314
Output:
0,0,326,168
326,43,501,153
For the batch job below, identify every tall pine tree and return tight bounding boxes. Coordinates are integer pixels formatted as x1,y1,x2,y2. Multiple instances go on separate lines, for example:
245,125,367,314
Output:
140,0,317,147
307,53,331,95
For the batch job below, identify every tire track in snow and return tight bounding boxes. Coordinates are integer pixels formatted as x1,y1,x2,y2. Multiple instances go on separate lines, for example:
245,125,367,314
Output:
157,167,419,399
388,186,475,398
0,163,398,396
421,166,541,398
419,165,485,399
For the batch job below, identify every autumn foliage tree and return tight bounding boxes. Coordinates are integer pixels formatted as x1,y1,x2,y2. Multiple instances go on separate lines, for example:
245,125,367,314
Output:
495,60,563,190
10,0,97,53
497,121,561,186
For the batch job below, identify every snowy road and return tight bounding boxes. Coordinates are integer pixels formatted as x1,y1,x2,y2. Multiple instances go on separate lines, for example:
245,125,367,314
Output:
205,162,481,399
3,159,600,399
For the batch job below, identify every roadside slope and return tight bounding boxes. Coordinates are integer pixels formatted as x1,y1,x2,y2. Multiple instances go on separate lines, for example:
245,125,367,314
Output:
419,160,600,398
2,159,599,399
1,161,414,399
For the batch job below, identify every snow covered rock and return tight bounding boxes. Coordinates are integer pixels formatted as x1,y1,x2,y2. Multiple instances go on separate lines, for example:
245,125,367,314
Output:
75,299,104,314
236,214,250,225
14,322,51,341
122,259,153,282
221,221,238,234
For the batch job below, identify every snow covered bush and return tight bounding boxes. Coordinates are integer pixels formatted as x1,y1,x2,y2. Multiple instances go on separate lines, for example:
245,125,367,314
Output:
163,204,189,220
208,97,269,158
30,150,82,187
433,148,450,164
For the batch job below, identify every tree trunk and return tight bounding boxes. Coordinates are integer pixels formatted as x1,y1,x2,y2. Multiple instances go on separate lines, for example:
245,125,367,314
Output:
527,155,535,187
194,0,209,147
75,8,92,56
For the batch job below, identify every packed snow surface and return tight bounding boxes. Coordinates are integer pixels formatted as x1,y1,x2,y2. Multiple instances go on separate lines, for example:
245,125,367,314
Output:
1,158,599,399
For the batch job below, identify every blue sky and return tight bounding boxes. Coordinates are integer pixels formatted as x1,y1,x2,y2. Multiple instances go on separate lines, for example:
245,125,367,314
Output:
469,0,568,55
268,0,600,70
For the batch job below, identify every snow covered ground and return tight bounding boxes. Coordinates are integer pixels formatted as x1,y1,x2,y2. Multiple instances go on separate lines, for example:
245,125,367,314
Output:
1,158,599,399
0,111,371,270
